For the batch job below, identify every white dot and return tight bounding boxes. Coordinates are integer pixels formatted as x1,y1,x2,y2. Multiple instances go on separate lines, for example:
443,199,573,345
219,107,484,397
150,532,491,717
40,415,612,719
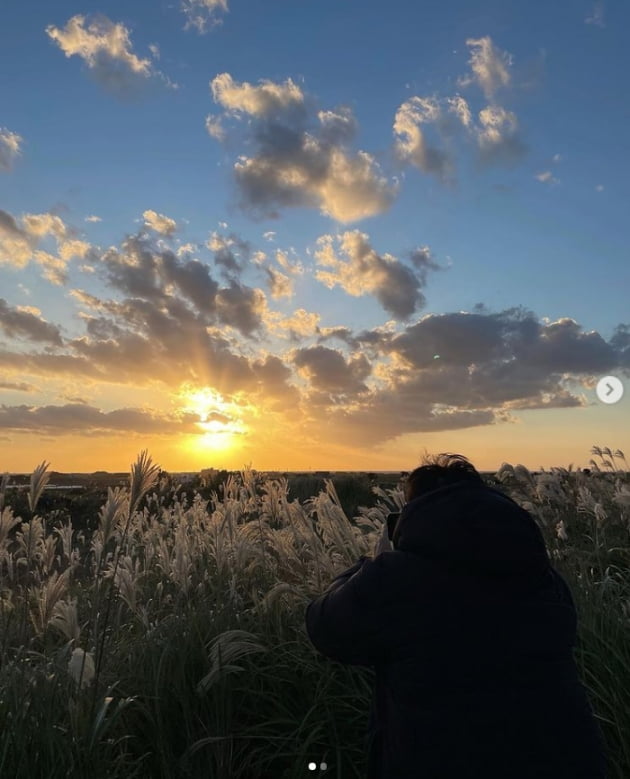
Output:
308,763,317,771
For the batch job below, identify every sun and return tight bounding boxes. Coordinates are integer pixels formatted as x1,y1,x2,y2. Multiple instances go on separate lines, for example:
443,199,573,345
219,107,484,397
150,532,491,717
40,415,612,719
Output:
178,387,249,453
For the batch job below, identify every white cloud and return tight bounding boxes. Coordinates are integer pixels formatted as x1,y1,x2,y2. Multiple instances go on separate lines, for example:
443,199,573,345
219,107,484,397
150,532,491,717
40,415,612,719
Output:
206,230,249,277
315,230,439,319
0,209,92,284
0,128,23,172
476,105,526,164
143,209,177,236
393,36,532,177
535,170,559,185
21,213,67,239
264,266,293,299
85,214,102,223
176,242,197,256
275,249,303,275
263,231,276,242
394,90,526,175
317,106,357,144
211,72,305,118
265,308,320,341
58,239,91,261
458,37,513,99
585,2,605,27
46,15,172,96
205,114,226,141
307,147,396,222
595,184,605,192
211,74,395,223
446,96,473,128
181,0,228,34
393,97,455,179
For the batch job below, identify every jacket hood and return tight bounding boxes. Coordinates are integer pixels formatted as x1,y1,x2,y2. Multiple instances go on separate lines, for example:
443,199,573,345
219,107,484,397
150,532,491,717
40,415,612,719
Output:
393,480,550,577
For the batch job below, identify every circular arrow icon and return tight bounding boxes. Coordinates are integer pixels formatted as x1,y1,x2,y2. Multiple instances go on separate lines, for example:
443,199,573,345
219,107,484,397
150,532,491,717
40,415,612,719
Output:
596,376,624,404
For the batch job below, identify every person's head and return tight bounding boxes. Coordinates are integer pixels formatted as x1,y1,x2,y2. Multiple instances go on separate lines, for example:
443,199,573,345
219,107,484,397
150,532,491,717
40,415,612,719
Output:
404,452,483,502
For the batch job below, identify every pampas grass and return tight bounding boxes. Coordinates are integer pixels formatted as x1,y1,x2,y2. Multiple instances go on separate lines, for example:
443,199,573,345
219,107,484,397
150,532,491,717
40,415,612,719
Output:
0,446,627,777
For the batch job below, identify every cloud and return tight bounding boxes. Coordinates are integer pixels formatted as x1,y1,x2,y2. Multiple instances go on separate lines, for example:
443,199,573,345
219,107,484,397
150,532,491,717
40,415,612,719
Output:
59,239,91,261
205,114,226,140
211,72,306,119
314,231,441,319
0,299,64,345
317,106,358,145
176,242,197,257
21,213,67,240
458,36,513,99
0,208,90,282
263,231,276,242
275,249,304,275
264,266,293,299
46,14,173,96
585,1,605,27
293,345,371,395
476,105,527,165
181,0,228,33
393,97,456,180
312,389,498,447
393,88,526,175
0,128,23,172
85,215,102,222
265,308,320,341
446,96,473,129
304,307,628,446
387,309,621,378
535,170,559,185
4,210,627,452
210,73,396,222
0,209,31,266
0,381,38,392
215,281,266,335
143,209,177,236
0,402,202,436
385,39,526,172
99,234,267,338
206,230,250,278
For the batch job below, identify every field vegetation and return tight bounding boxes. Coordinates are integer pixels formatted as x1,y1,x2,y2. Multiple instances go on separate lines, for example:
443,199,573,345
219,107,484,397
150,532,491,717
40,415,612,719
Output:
0,446,629,778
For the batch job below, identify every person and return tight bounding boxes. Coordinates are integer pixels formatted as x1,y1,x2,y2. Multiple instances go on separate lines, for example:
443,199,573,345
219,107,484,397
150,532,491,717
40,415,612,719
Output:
304,453,608,778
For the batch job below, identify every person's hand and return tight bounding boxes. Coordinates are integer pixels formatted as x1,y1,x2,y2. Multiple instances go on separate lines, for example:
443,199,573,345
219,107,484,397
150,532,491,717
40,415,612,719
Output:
374,518,392,556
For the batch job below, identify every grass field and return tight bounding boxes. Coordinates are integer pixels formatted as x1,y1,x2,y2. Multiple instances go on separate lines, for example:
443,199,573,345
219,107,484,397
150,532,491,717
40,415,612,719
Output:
1,446,629,778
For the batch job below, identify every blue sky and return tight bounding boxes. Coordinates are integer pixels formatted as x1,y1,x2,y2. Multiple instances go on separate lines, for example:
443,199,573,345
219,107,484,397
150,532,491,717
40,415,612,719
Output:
0,0,628,472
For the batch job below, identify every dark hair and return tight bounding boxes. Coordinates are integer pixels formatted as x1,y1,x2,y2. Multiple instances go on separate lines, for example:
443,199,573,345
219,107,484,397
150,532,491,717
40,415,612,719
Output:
404,452,483,502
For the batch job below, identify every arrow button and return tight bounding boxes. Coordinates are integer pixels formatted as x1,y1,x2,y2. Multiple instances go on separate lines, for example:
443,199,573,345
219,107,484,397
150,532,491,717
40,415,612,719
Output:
596,376,624,404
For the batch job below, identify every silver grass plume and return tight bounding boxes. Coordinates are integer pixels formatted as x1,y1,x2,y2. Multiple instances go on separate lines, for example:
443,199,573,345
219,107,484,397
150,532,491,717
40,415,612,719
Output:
128,450,161,518
28,461,51,514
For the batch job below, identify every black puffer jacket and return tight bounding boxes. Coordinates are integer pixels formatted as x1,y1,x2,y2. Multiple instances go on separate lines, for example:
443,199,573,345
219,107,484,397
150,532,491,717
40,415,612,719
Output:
305,480,608,778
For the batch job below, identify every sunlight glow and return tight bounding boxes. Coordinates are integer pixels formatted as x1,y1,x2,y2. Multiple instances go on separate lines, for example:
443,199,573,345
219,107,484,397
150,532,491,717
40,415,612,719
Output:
178,386,249,453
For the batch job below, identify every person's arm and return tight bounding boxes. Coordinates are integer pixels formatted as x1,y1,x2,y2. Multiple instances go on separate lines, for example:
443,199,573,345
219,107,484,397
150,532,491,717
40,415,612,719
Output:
305,552,395,667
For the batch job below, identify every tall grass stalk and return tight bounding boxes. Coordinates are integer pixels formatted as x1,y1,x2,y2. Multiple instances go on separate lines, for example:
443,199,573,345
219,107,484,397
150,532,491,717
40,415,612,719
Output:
0,446,628,776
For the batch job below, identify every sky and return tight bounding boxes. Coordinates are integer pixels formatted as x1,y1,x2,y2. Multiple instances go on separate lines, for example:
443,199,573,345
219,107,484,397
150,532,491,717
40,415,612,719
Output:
0,0,629,474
